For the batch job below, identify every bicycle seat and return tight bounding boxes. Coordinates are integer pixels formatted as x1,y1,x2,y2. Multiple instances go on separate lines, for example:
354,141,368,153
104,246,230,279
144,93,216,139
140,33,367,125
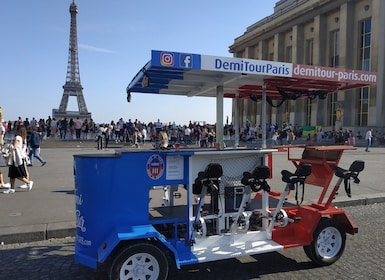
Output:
334,160,364,181
333,160,364,197
251,165,270,180
241,166,271,192
203,163,223,181
281,164,312,185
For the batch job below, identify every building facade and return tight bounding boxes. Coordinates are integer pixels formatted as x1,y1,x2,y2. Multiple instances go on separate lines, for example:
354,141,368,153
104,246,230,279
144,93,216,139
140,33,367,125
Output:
229,0,384,135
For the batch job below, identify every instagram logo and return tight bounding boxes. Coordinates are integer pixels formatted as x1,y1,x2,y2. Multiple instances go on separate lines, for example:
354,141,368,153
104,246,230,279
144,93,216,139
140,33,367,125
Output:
160,52,174,67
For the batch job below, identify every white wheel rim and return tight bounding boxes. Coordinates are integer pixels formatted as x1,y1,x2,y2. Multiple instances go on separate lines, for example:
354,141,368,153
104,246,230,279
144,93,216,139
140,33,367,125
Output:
316,226,342,259
120,252,160,280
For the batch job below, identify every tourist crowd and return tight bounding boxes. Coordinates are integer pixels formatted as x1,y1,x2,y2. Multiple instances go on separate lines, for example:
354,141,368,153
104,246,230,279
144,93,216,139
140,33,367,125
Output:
2,116,384,148
1,116,222,148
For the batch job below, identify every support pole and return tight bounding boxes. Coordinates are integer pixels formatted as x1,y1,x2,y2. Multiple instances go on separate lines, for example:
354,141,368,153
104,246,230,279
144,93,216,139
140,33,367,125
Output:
234,93,240,147
261,83,267,149
216,85,224,150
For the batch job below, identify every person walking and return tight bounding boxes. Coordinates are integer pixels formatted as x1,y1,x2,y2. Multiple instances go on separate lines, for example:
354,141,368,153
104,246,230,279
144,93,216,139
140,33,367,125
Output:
74,117,82,140
50,118,58,139
28,126,46,166
0,121,5,149
3,135,33,193
271,130,279,146
208,129,215,148
365,128,373,152
287,129,295,145
200,127,208,148
184,125,191,146
0,171,10,189
158,128,169,150
96,124,106,150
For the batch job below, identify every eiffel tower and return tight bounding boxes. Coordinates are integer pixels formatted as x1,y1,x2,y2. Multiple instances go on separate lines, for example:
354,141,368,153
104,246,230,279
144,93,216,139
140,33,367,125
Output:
53,0,91,120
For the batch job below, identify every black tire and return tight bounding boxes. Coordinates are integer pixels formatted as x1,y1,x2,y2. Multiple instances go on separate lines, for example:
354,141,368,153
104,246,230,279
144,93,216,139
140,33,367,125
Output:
109,242,169,280
303,218,346,266
303,244,313,260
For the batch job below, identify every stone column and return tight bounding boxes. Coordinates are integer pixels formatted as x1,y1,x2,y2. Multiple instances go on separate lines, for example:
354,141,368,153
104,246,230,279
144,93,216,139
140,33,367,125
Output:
373,0,385,127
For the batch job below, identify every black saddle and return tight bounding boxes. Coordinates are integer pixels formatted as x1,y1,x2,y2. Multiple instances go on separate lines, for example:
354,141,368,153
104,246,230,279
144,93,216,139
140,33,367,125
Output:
281,164,312,186
193,163,223,194
281,164,312,205
333,160,364,197
241,165,271,193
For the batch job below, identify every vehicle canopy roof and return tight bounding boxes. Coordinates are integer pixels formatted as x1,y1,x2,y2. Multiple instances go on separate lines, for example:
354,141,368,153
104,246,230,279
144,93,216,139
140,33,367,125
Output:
126,50,377,147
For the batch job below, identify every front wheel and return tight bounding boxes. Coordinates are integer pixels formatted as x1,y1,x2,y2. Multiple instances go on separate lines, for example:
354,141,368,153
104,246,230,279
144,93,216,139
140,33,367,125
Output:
303,218,346,266
109,242,169,280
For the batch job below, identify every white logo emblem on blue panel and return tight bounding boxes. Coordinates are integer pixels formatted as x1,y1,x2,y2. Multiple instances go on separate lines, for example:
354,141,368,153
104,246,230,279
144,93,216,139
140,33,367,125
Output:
180,54,193,68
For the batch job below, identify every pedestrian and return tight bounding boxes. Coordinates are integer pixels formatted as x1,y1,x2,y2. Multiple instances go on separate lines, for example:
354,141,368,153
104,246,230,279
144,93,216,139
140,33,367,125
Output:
200,127,208,148
81,119,89,140
118,117,125,141
365,128,373,152
287,129,295,145
28,126,46,166
271,131,279,145
96,124,105,150
306,133,312,144
69,118,75,139
0,121,5,149
279,129,285,145
60,118,68,140
105,124,113,148
46,116,52,138
158,128,169,150
184,125,191,146
208,129,215,148
316,128,323,143
141,127,147,144
155,119,162,136
349,130,355,146
50,118,58,139
3,135,33,193
74,117,82,140
0,171,10,189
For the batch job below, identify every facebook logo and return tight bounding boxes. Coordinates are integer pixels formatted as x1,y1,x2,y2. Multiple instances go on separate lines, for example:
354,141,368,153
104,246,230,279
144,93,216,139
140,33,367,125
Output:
180,54,192,68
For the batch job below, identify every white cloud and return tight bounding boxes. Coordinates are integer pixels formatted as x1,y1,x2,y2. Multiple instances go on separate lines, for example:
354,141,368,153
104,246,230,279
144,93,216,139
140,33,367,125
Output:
78,43,115,54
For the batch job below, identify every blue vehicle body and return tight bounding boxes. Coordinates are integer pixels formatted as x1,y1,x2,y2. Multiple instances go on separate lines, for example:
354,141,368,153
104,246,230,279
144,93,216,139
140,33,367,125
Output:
74,148,273,270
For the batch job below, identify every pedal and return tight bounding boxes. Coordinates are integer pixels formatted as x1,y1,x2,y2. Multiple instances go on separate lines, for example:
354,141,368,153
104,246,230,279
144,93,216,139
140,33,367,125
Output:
174,192,182,198
293,217,301,223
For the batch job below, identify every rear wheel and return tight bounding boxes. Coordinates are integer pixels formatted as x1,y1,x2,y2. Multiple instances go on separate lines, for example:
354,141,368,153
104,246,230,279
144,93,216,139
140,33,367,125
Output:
303,245,312,260
109,242,169,280
303,218,346,266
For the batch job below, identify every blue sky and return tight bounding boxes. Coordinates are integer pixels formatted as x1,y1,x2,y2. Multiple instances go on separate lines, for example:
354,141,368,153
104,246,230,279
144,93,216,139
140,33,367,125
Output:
1,1,275,125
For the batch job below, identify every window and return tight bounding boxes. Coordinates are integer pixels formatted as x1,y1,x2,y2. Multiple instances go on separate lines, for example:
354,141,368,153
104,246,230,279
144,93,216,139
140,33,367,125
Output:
358,19,371,126
285,46,292,62
327,93,338,126
285,101,290,123
330,30,340,67
359,19,371,71
305,39,314,65
305,98,312,126
358,87,369,126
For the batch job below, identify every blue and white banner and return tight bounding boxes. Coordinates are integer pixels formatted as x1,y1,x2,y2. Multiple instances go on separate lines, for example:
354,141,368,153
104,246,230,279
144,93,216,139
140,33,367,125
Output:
201,55,292,77
151,50,292,77
151,50,201,69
